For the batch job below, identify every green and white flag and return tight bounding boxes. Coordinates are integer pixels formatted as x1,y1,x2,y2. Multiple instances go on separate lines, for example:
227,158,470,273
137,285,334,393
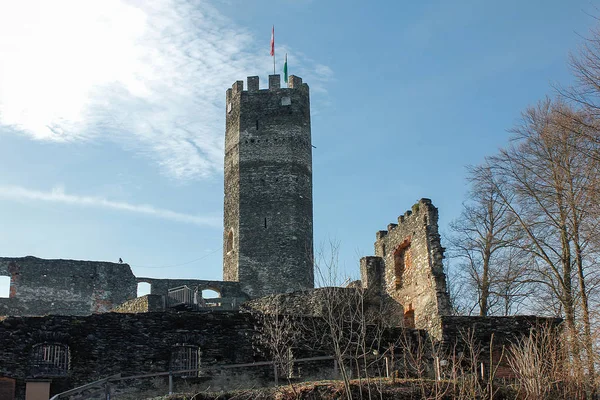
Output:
283,53,288,84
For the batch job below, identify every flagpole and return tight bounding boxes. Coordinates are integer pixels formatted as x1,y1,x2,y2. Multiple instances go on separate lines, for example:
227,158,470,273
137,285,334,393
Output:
270,25,275,76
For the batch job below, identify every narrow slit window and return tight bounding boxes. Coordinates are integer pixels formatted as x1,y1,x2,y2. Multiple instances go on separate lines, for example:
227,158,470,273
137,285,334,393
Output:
264,218,267,229
256,120,259,130
226,230,234,253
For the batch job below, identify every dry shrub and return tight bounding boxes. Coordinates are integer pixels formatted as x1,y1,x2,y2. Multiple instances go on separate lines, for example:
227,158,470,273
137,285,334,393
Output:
507,325,589,399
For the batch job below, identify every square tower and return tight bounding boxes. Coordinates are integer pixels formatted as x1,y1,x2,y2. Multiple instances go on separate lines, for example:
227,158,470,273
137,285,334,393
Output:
223,75,314,298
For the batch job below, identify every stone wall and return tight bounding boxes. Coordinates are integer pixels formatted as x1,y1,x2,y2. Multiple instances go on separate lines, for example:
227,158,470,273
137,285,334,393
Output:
223,75,314,298
364,199,452,338
440,315,562,347
112,294,165,313
440,315,563,378
0,311,256,399
0,257,136,317
243,286,405,330
243,287,354,316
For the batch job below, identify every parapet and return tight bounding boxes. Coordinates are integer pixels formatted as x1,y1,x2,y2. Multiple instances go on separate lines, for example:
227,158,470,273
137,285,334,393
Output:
226,75,309,101
375,198,436,241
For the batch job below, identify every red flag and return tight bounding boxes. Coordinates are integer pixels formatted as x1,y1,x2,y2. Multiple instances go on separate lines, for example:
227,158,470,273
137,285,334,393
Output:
270,26,274,56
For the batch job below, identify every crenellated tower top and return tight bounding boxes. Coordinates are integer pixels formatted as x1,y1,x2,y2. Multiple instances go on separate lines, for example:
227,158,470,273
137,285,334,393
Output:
223,74,314,298
226,75,308,101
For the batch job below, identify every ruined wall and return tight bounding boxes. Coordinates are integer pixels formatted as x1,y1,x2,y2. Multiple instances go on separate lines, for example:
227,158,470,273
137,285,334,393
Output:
0,257,136,317
365,199,451,338
112,294,165,313
243,288,348,316
0,311,256,399
223,75,314,298
243,285,404,329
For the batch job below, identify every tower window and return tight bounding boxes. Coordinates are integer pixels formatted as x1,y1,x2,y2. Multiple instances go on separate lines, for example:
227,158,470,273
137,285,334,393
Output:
264,218,267,229
226,230,234,253
281,97,291,106
256,120,259,130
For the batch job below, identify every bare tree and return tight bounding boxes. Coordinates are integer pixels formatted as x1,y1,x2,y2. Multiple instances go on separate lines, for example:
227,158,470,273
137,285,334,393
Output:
251,303,301,383
489,98,599,386
312,240,392,400
447,163,530,316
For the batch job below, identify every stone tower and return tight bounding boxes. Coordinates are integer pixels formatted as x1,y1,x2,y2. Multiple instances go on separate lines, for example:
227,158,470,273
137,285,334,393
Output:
223,75,314,298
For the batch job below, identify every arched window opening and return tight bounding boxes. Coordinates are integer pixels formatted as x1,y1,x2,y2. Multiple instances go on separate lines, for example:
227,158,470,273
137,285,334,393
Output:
137,282,151,297
171,345,201,377
0,275,10,298
200,289,221,308
30,343,70,377
226,230,234,253
202,289,220,299
394,238,412,289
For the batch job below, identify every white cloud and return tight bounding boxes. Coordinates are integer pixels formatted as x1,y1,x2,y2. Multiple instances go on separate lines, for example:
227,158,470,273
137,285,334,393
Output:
0,185,220,227
0,0,331,180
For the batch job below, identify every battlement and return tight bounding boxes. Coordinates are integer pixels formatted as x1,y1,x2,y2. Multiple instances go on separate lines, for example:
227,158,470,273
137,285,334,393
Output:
375,198,434,240
226,75,308,102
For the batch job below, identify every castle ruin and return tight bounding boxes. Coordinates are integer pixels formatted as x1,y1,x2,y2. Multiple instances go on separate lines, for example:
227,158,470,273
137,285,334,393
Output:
0,75,559,400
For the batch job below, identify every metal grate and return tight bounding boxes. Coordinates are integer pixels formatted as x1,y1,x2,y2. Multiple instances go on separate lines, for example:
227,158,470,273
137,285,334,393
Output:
170,345,201,376
30,343,70,377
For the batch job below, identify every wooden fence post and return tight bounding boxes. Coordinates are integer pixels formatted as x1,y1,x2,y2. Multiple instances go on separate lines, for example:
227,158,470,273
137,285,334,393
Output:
385,356,390,378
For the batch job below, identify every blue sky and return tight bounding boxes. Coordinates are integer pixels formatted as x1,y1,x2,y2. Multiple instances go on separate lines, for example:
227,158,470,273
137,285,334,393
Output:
0,0,597,295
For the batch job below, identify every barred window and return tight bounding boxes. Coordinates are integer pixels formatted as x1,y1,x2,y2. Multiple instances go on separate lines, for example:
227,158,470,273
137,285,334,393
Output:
171,345,201,376
30,343,70,377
